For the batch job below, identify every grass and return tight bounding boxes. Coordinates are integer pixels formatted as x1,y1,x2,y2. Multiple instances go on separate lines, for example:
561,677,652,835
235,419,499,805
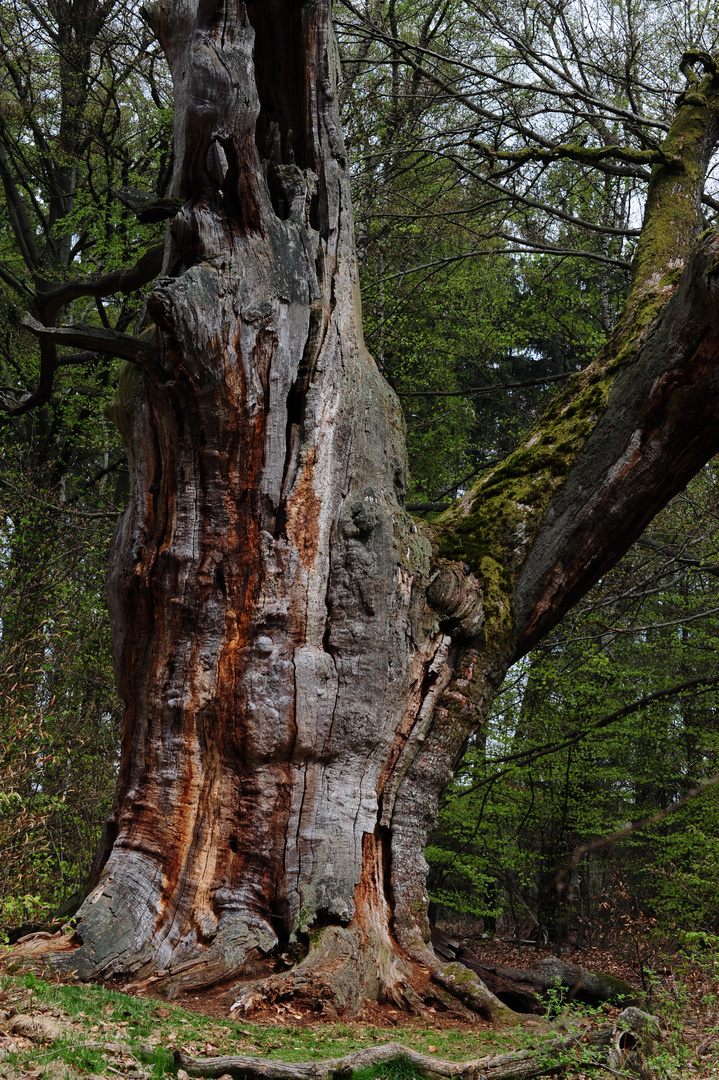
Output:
0,962,530,1080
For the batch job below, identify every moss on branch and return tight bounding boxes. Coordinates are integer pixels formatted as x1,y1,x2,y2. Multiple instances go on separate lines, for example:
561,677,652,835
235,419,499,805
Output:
470,139,677,170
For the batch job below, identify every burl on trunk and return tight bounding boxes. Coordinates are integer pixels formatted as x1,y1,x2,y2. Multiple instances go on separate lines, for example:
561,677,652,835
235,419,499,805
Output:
59,0,719,1019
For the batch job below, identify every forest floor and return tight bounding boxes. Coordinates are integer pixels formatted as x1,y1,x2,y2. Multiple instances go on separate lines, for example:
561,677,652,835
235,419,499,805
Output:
1,930,718,1079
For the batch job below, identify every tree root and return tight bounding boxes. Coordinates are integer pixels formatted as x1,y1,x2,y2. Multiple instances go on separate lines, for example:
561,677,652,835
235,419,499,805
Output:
431,928,641,1013
226,925,511,1024
228,925,425,1020
176,1007,661,1079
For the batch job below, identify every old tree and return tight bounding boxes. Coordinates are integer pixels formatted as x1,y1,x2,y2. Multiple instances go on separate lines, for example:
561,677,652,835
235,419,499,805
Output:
11,0,719,1018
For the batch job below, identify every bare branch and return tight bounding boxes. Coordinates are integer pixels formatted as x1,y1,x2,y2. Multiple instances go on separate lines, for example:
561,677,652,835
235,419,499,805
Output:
557,772,719,901
21,317,156,364
39,243,164,323
446,675,719,802
638,535,719,576
177,1029,626,1080
338,12,672,132
374,241,631,285
478,175,641,238
397,373,573,397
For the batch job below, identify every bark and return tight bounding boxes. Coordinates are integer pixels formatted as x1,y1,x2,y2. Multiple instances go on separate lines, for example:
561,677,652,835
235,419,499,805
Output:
58,0,458,1015
54,3,719,1020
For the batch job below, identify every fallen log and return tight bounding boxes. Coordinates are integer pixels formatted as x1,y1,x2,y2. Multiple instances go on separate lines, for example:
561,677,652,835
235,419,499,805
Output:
430,929,640,1012
176,1007,660,1080
431,930,543,1014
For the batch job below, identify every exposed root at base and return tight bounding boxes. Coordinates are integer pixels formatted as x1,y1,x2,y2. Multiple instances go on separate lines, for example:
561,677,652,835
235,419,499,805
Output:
227,924,433,1021
225,925,490,1024
392,934,520,1026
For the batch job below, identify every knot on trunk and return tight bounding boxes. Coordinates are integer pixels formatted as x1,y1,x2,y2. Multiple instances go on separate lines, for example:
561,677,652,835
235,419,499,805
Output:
341,487,380,539
426,562,484,639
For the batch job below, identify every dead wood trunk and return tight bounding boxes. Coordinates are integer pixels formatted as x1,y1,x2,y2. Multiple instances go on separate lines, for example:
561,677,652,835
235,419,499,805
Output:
431,929,640,1014
57,0,501,1018
55,3,719,1020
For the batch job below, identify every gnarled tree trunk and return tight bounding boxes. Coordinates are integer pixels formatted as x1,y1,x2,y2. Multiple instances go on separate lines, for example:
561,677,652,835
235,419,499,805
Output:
58,1,719,1018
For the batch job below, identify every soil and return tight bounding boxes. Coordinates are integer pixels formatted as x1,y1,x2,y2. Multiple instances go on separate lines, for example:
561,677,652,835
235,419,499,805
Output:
145,937,645,1026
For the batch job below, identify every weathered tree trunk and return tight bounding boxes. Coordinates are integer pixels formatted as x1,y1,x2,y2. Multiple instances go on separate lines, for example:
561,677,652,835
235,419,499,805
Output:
62,0,460,1015
58,3,719,1018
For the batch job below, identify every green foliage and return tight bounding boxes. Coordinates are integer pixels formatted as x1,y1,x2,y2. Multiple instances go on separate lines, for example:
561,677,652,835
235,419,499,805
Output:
0,0,170,920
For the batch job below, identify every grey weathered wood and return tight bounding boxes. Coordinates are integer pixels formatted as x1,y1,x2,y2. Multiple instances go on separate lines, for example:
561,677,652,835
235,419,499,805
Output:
57,0,457,1015
52,1,719,1020
430,929,639,1012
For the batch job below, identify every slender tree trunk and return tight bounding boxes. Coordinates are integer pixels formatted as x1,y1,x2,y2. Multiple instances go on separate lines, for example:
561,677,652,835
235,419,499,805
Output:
59,5,719,1018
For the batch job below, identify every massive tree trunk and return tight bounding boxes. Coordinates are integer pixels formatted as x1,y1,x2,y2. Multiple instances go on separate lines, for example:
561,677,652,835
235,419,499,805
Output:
58,3,719,1018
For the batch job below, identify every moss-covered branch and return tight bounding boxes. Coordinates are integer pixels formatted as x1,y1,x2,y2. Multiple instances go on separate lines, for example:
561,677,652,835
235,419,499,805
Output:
432,56,719,658
469,138,677,170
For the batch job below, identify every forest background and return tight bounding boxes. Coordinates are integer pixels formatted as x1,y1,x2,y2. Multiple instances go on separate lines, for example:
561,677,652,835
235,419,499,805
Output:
2,0,719,964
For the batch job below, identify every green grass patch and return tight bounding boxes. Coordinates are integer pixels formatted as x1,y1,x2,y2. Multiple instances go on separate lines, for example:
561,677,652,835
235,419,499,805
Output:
0,966,537,1080
352,1056,421,1080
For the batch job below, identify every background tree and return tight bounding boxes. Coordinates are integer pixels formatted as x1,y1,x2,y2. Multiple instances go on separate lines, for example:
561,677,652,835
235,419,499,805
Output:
0,0,169,923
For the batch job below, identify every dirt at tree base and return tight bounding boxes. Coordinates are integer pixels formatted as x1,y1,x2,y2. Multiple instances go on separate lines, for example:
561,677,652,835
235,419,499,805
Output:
116,936,647,1027
0,927,660,1027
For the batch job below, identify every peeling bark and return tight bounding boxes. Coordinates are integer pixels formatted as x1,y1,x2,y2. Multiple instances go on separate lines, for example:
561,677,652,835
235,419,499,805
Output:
59,0,467,1014
56,1,719,1020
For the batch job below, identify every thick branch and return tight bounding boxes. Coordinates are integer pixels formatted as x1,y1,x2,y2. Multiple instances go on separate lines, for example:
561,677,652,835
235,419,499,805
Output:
511,229,719,654
434,68,719,657
469,137,676,170
22,317,155,364
39,242,164,323
0,137,41,270
1,244,163,417
114,187,184,223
